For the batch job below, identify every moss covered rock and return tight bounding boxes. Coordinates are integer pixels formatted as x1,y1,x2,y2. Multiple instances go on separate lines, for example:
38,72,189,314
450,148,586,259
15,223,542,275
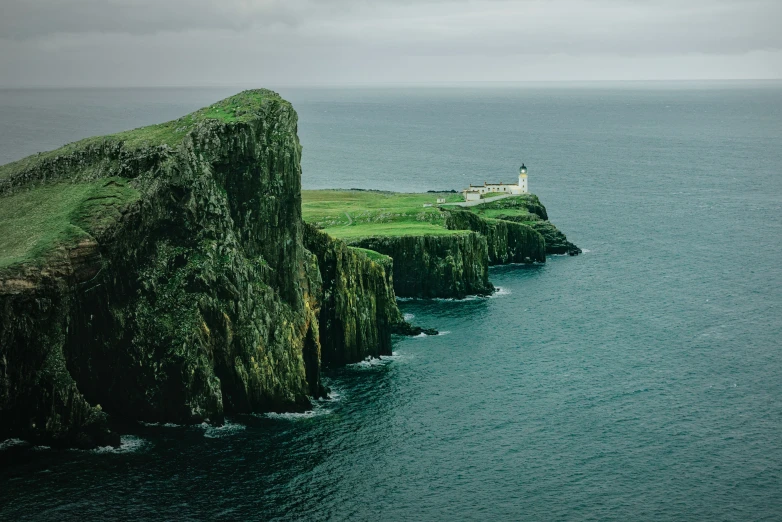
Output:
303,224,403,366
347,233,494,299
443,209,546,265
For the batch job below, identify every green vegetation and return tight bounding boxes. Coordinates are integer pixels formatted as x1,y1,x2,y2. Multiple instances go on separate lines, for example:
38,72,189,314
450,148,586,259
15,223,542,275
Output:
467,207,540,222
302,190,464,239
462,193,546,223
323,222,463,239
0,89,285,181
349,247,392,263
0,178,139,269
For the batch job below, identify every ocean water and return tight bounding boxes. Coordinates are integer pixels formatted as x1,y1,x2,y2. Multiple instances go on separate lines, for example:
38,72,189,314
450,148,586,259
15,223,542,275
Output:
1,82,781,520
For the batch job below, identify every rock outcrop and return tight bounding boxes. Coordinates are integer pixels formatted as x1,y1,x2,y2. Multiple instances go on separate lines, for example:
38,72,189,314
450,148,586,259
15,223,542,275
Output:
443,209,546,265
303,224,402,366
347,233,494,299
0,90,408,448
525,221,581,255
463,195,581,256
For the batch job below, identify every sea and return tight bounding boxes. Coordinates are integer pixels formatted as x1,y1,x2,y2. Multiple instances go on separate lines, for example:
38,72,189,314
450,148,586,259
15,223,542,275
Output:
1,82,781,521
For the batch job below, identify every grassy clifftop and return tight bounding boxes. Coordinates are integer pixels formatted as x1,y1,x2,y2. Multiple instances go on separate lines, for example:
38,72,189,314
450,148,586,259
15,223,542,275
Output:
302,189,558,297
302,189,465,239
302,189,551,240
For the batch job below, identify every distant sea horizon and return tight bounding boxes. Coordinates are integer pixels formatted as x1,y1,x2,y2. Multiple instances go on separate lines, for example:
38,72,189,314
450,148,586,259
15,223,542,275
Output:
0,78,782,91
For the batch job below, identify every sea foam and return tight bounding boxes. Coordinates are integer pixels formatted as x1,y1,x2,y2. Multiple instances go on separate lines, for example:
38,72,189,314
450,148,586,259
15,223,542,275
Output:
0,438,28,451
92,435,148,454
202,420,246,439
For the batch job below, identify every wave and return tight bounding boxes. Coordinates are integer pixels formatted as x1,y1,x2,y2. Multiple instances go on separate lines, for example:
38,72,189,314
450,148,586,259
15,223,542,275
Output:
202,420,246,439
139,421,184,428
398,294,483,302
92,435,148,454
348,352,404,367
0,438,28,451
261,408,332,420
317,386,344,403
488,286,511,298
403,313,415,321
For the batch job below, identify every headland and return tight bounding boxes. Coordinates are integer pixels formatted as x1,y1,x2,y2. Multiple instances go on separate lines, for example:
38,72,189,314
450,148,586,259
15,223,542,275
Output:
0,90,579,449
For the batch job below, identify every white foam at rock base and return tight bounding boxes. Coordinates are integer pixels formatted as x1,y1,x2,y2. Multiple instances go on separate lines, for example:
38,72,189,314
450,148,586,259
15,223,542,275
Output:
93,435,148,454
201,420,246,439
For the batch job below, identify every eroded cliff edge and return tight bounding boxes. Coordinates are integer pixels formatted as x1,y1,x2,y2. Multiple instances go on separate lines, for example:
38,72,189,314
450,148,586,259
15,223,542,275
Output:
0,90,407,448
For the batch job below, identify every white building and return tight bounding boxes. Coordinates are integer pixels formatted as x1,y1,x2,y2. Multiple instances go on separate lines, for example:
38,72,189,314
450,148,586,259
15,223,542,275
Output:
462,164,529,201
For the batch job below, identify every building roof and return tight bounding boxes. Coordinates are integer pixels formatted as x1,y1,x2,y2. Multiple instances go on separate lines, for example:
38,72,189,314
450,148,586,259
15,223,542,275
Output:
468,183,515,188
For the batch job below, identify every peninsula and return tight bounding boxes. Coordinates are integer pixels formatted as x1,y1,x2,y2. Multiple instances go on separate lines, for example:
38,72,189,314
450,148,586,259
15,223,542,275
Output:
0,90,578,449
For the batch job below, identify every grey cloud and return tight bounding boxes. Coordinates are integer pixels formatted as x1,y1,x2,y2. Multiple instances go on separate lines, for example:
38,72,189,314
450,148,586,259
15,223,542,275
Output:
3,0,778,53
0,0,780,85
0,0,309,38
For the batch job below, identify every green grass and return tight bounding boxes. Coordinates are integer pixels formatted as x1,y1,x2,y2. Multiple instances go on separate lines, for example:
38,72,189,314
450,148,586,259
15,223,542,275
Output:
0,178,139,269
302,190,464,239
0,89,286,181
468,207,540,221
324,222,463,239
349,247,392,263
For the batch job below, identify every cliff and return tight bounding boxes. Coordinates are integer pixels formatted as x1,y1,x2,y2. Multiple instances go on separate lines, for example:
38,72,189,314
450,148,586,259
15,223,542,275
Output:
347,233,494,299
462,195,581,256
443,209,546,265
0,90,406,448
301,189,579,299
302,224,402,366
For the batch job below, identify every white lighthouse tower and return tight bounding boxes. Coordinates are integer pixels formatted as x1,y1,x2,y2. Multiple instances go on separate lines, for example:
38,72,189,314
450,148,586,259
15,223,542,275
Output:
518,164,528,193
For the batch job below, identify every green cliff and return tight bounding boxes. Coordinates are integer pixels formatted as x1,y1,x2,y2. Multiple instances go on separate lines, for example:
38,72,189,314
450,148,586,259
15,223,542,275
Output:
303,224,402,365
464,195,581,255
0,90,407,448
347,232,494,299
443,208,546,265
302,190,579,298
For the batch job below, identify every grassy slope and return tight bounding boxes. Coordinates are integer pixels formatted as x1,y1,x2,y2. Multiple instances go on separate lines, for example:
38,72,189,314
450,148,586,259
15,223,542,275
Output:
302,190,464,239
0,90,280,270
468,207,539,222
0,178,139,269
349,247,393,263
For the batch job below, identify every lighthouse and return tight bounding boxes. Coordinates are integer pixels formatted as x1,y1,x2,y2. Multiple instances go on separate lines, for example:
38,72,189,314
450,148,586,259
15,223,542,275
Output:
518,164,528,194
460,164,531,200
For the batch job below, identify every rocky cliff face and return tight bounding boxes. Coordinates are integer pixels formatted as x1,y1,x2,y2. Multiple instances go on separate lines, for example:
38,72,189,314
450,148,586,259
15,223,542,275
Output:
347,233,494,299
303,224,401,366
444,209,546,265
466,195,581,256
0,90,404,448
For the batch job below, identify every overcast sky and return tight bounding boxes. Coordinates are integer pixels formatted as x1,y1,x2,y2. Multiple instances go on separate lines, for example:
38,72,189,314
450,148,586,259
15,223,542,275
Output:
1,0,780,87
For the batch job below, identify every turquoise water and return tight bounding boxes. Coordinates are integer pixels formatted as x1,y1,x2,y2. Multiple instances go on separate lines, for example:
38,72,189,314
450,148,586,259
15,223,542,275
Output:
1,83,781,520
